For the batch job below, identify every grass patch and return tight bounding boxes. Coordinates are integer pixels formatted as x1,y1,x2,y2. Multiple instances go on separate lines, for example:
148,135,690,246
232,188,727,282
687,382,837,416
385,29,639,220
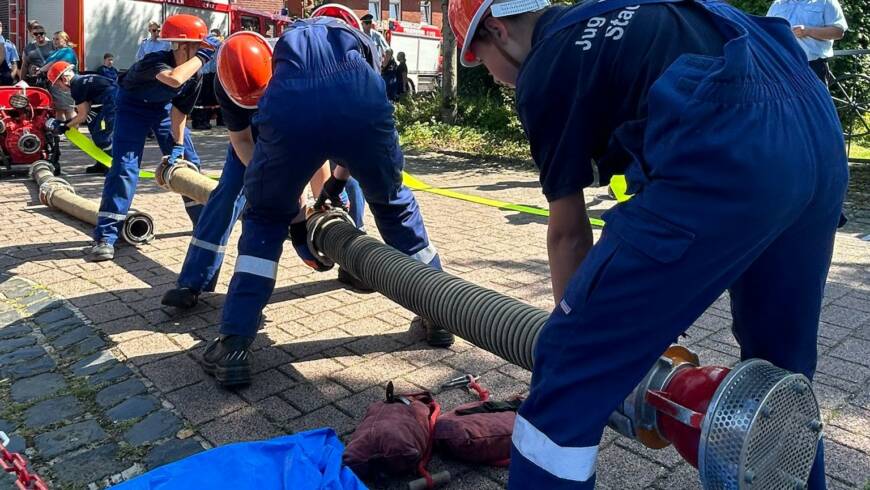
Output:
849,141,870,161
400,121,530,160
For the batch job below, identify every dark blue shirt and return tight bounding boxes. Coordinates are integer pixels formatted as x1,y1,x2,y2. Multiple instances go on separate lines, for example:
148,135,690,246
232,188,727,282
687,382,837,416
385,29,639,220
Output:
96,65,119,82
516,3,726,202
273,17,377,79
214,76,255,133
69,74,117,107
119,50,202,114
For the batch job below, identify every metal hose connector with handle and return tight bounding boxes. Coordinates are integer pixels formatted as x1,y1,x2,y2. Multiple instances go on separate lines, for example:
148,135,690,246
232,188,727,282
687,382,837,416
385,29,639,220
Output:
155,158,216,205
29,160,155,245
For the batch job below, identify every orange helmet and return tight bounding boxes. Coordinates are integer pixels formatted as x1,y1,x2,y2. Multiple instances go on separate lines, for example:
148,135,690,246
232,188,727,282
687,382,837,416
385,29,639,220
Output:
47,61,74,85
216,31,273,109
449,0,549,67
159,14,209,46
311,3,363,30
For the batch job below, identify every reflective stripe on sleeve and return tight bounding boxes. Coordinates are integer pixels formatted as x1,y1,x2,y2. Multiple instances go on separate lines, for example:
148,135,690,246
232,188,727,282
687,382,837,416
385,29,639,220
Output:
512,414,598,482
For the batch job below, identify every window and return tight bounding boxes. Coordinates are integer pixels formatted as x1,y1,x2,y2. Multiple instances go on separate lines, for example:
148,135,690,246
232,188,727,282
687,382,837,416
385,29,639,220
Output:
265,22,276,37
420,1,432,23
368,1,381,21
389,0,401,20
241,16,259,32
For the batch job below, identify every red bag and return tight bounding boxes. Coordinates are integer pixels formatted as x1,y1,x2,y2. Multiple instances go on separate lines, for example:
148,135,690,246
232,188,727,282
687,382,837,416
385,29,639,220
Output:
433,377,521,466
343,382,440,479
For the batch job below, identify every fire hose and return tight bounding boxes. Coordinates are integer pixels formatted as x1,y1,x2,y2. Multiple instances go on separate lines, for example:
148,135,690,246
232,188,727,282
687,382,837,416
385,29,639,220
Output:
29,161,155,245
155,158,215,204
306,209,822,490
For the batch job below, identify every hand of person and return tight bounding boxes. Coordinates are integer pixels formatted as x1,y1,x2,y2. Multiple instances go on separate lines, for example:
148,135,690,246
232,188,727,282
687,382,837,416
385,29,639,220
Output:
195,36,220,64
792,25,808,38
289,221,332,272
314,176,350,212
167,144,185,165
47,118,68,133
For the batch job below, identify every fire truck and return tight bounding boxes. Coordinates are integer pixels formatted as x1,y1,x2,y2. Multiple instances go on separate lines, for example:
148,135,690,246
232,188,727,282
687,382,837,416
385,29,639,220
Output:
9,0,293,71
383,19,442,93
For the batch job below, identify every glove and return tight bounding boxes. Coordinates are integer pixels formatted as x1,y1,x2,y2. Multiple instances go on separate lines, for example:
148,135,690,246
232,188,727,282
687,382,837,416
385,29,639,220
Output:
195,37,220,65
314,176,350,212
167,144,185,166
47,118,68,134
289,221,331,272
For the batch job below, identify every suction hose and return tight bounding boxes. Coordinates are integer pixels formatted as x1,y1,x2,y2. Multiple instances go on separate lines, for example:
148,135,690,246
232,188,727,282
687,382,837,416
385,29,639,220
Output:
29,161,155,245
155,158,215,204
309,209,548,370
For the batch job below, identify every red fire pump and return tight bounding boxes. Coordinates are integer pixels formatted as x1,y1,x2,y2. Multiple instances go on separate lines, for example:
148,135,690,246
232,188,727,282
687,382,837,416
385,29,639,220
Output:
0,85,61,176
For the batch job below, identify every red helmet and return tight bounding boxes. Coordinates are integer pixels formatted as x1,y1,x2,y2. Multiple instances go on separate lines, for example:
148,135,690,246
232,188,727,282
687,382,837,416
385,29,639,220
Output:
217,31,273,109
449,0,549,67
47,61,74,85
311,3,363,30
159,14,209,46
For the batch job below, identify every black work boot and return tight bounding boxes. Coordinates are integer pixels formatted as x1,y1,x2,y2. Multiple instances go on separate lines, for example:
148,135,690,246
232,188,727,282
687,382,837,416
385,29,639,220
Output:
85,162,108,174
416,316,454,348
337,267,374,293
201,335,254,387
161,287,199,309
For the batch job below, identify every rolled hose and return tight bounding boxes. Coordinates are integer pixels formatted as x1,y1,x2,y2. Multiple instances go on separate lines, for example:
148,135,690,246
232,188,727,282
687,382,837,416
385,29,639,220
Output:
309,209,548,370
29,161,155,245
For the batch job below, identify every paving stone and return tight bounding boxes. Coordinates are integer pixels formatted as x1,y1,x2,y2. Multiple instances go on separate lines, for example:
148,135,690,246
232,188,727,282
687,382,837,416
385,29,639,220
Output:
95,378,147,408
2,354,56,380
200,407,280,446
258,396,302,423
282,379,352,414
830,338,870,367
441,348,508,374
34,419,107,458
34,306,74,325
823,441,870,486
595,444,669,490
41,316,86,340
87,362,134,387
11,372,67,403
284,405,356,437
237,369,296,403
331,354,417,393
106,395,160,422
24,396,84,428
140,354,206,393
70,350,118,377
0,335,36,354
0,321,31,340
655,462,703,490
22,292,55,312
145,438,205,469
166,382,248,425
0,309,21,326
0,419,24,453
53,443,127,486
54,325,94,351
124,410,184,446
61,335,107,359
0,345,48,368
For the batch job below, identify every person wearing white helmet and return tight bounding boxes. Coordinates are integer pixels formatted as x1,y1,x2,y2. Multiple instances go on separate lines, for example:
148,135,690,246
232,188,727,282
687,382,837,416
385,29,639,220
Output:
448,0,847,488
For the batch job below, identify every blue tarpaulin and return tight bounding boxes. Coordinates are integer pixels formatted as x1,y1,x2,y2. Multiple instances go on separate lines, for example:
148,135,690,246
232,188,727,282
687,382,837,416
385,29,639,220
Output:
112,428,366,489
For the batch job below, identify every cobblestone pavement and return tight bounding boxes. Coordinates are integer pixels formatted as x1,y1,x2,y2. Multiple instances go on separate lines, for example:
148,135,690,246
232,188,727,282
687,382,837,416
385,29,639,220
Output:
0,130,868,489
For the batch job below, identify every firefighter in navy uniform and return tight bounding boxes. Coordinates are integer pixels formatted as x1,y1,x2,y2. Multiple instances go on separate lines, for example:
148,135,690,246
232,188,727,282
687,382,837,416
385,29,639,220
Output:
161,31,332,309
90,14,216,262
200,15,453,388
448,0,848,488
47,60,116,175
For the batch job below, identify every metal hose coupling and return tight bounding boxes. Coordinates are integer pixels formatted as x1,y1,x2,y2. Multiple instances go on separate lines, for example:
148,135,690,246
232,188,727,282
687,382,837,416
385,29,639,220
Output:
120,211,156,245
155,157,199,190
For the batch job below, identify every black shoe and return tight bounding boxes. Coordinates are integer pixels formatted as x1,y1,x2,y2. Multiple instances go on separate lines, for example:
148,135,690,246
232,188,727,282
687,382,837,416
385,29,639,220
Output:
337,267,374,293
161,287,199,309
416,316,454,348
201,335,254,387
85,162,108,174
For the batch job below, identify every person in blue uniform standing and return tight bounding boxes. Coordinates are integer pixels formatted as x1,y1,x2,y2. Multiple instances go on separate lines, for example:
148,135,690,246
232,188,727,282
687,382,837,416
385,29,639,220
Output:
46,60,117,175
161,31,332,309
449,0,848,488
200,14,453,388
90,14,216,261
